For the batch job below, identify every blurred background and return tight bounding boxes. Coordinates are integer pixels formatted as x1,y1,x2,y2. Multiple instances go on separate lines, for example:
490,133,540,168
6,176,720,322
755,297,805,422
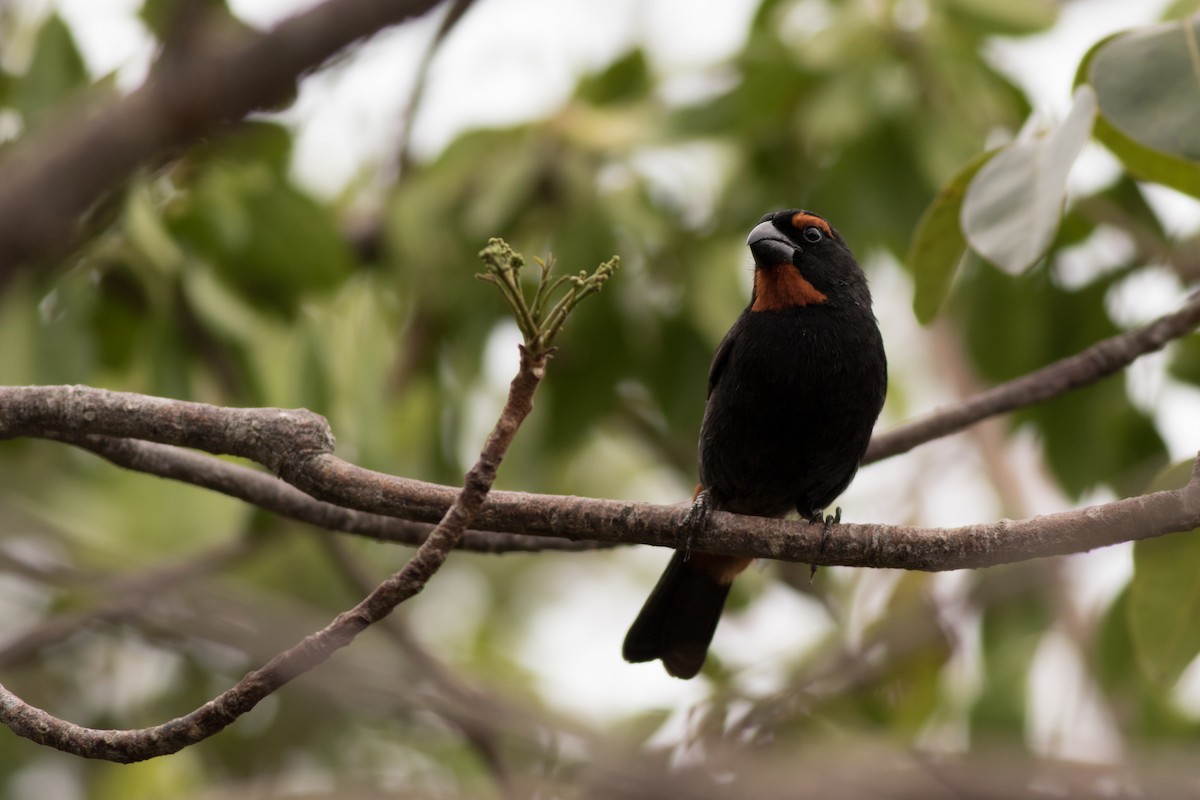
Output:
2,0,1200,796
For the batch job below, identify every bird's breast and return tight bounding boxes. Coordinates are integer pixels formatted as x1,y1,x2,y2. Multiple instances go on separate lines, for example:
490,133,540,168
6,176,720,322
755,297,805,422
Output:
698,307,885,516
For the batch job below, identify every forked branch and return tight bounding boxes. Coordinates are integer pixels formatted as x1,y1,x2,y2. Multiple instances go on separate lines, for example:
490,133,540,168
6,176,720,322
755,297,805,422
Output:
0,241,615,762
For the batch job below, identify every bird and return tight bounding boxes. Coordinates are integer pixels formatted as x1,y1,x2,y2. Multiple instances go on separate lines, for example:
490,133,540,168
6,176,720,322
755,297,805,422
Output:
622,209,887,679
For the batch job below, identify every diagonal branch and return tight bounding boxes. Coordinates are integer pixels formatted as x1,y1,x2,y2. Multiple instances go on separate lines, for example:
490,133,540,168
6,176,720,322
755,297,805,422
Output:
0,345,548,762
0,0,447,278
864,289,1200,464
395,0,479,176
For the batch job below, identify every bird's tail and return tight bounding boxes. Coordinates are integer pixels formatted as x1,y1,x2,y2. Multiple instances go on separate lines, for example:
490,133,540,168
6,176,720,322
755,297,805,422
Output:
622,550,749,679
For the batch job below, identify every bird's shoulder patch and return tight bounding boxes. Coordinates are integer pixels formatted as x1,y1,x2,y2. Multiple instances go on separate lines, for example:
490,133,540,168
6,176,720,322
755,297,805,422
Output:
752,266,827,311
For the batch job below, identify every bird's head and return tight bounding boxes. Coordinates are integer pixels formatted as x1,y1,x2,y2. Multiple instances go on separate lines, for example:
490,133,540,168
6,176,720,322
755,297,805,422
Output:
746,209,871,312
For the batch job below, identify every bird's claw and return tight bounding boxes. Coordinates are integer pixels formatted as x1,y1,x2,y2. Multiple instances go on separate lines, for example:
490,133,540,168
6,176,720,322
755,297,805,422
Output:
808,506,842,583
680,489,713,560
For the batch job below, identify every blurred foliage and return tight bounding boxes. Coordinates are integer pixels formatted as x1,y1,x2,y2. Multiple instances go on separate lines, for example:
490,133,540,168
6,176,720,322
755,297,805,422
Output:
1,0,1200,796
958,85,1096,275
1129,462,1200,687
1087,16,1200,161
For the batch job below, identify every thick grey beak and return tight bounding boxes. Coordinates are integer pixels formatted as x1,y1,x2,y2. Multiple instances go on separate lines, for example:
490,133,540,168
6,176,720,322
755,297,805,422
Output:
746,220,796,266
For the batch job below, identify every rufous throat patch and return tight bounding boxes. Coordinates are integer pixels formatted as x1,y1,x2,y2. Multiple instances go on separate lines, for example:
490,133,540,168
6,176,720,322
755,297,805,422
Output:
752,265,828,311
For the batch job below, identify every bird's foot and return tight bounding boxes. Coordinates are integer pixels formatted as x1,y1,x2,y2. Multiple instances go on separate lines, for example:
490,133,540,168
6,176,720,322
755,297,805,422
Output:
681,489,713,560
808,506,841,583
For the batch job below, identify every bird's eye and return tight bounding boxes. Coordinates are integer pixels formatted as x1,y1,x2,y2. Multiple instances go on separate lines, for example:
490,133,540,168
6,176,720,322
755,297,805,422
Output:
802,226,824,243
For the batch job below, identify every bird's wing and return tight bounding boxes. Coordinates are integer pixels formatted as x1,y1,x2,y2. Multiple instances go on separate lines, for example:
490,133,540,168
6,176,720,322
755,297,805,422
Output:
706,326,737,398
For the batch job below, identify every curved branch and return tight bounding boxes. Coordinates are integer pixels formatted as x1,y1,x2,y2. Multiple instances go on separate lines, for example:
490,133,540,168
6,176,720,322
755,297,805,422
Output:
0,0,446,278
864,289,1200,464
2,385,1199,572
61,433,610,554
0,346,547,762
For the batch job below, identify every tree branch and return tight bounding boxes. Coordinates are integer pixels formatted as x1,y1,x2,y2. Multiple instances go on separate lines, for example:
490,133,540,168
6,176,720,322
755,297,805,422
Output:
58,432,609,554
2,381,1199,572
1,287,1197,762
395,0,479,176
864,289,1200,464
0,0,447,278
4,287,1193,561
0,345,547,761
290,449,1200,570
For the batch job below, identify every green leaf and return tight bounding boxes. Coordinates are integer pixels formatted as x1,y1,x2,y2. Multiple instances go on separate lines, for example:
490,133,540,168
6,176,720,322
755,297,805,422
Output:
575,49,652,106
1169,330,1200,385
942,0,1058,35
970,568,1051,736
1094,107,1200,199
1095,588,1139,692
1088,17,1200,161
140,0,234,39
864,573,949,735
907,149,997,323
1023,373,1167,499
187,121,294,176
1161,0,1200,20
89,266,150,369
92,752,205,800
1128,461,1200,687
0,69,12,108
958,264,1167,497
125,181,186,273
1094,588,1200,738
1075,28,1200,198
960,85,1096,274
170,163,354,315
15,15,88,130
810,124,942,256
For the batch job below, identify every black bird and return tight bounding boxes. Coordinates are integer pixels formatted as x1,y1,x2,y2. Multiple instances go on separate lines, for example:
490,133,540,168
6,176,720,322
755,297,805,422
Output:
623,209,888,679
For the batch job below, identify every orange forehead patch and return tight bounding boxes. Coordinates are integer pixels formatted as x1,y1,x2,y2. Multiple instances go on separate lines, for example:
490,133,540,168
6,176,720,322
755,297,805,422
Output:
791,212,831,237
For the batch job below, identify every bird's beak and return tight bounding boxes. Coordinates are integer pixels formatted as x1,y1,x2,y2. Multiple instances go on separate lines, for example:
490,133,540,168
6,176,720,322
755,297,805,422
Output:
746,220,796,267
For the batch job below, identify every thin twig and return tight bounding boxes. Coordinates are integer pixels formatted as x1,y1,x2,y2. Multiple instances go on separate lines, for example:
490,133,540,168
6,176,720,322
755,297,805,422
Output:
395,0,479,176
